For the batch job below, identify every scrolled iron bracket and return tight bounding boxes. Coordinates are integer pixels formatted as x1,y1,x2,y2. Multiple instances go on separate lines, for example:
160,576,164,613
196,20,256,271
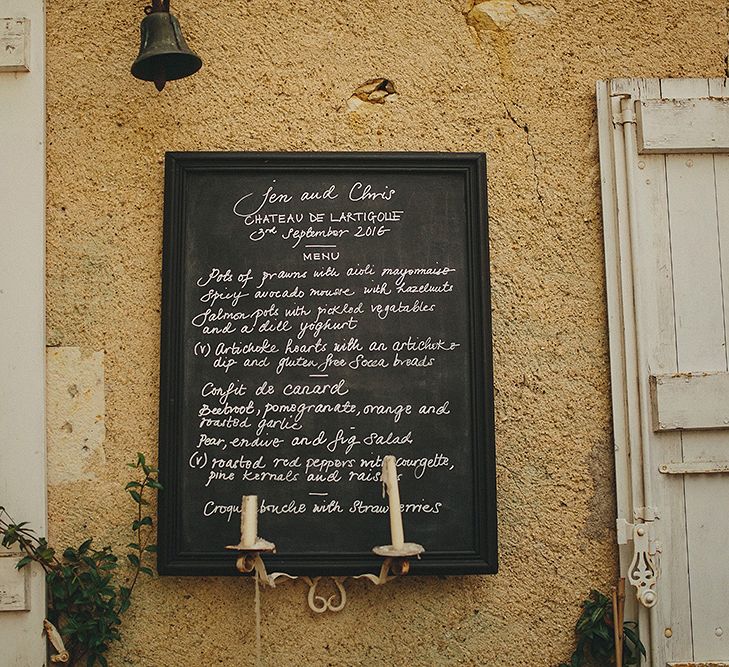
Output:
231,551,421,613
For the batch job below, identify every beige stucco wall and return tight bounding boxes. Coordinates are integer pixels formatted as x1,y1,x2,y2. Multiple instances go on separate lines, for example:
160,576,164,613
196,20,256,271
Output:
44,1,727,664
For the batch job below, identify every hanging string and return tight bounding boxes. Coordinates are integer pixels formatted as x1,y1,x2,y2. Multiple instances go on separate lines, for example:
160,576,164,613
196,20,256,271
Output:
255,570,262,667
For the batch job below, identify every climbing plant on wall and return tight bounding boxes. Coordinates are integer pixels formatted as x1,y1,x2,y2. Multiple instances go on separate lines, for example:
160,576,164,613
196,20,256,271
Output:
0,453,161,666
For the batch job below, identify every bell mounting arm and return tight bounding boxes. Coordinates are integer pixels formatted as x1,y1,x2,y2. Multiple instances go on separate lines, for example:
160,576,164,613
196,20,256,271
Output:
146,0,170,14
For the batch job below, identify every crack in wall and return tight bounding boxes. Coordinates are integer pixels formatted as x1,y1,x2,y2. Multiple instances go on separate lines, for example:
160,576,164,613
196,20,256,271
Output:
459,0,556,222
496,461,521,479
498,95,587,277
502,102,546,217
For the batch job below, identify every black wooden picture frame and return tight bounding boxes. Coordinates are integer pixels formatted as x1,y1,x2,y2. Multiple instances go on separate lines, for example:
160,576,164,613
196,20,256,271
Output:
158,152,497,576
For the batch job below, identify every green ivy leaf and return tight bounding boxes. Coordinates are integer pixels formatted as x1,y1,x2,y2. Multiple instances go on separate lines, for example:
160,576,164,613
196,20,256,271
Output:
16,556,33,569
39,547,55,562
133,517,153,531
119,586,132,613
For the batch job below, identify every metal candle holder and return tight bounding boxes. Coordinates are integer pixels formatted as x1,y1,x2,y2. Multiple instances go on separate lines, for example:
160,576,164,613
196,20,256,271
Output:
226,540,425,613
225,539,276,576
230,457,424,612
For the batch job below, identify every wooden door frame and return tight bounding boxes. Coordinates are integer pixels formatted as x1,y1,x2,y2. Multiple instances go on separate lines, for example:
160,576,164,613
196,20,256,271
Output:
0,1,47,664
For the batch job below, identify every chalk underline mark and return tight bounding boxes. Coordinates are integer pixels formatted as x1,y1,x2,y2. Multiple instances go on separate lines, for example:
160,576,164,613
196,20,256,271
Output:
305,244,337,248
308,492,329,497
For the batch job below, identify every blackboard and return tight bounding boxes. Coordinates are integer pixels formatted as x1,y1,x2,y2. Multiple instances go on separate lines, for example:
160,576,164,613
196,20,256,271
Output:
158,152,497,576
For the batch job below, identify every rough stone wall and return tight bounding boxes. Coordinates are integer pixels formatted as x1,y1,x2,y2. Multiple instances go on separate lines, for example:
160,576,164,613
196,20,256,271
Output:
45,0,727,665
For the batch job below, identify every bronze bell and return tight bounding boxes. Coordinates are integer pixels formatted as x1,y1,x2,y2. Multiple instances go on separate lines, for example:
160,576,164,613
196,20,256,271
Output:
131,1,202,91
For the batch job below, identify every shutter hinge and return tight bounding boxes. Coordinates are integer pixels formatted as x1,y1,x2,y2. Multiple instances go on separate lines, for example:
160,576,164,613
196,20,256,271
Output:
633,505,658,521
610,94,637,126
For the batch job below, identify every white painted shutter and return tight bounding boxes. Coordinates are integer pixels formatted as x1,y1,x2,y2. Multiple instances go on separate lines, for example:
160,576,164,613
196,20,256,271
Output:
598,77,729,667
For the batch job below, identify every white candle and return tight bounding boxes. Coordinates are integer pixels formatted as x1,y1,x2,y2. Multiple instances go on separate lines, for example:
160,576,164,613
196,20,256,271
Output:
241,494,258,548
382,455,405,549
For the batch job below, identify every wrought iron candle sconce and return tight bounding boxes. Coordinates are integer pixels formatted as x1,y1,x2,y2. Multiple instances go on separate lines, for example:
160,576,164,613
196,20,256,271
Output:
227,456,425,613
227,542,425,614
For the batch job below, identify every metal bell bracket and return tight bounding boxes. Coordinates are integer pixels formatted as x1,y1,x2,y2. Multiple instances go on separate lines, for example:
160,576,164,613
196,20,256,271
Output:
229,547,423,613
145,0,169,14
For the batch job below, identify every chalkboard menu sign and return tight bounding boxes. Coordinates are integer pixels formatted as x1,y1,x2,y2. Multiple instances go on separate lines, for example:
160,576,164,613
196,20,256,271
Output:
158,153,497,576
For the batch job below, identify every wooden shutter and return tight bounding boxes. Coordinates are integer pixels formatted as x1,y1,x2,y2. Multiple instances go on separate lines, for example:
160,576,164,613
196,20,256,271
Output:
598,77,729,666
